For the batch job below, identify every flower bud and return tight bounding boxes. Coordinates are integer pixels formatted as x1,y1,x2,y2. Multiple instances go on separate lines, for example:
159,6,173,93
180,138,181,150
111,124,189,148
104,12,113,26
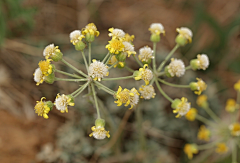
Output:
190,59,200,70
164,66,172,78
117,62,125,68
50,64,56,73
133,70,141,80
51,51,63,62
66,94,74,104
45,73,55,84
45,101,54,111
175,34,188,46
95,118,105,128
189,82,198,91
86,33,95,42
142,58,152,65
116,52,127,62
150,34,160,42
75,41,86,51
171,98,181,109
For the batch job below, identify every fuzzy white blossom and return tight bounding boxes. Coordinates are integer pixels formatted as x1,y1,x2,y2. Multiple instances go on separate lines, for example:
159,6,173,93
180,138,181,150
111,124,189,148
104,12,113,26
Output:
177,27,193,41
197,54,209,70
88,60,109,81
129,88,140,108
139,85,156,100
168,58,185,77
122,41,136,57
108,28,125,40
34,68,44,85
70,30,84,45
149,23,165,35
138,46,154,62
55,94,74,113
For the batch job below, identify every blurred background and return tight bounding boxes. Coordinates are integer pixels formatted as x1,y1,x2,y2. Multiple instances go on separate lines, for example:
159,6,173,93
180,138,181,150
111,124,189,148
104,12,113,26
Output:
0,0,240,162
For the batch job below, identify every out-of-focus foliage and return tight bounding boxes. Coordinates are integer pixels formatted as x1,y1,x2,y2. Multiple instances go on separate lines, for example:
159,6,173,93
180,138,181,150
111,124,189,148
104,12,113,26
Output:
0,0,35,45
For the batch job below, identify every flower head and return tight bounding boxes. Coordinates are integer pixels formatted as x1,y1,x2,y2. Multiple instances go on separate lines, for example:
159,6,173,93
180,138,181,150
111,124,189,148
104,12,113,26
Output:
38,59,53,76
106,39,124,54
215,143,228,154
229,123,240,136
190,78,207,95
234,80,240,91
122,41,136,57
134,64,153,85
108,28,125,40
115,86,139,109
129,88,140,109
197,54,209,70
167,58,185,77
34,97,53,119
124,33,134,42
33,68,44,85
176,27,193,43
198,125,211,141
173,97,191,118
149,23,165,35
88,60,109,81
225,99,238,112
89,125,110,140
43,44,61,60
55,94,74,113
138,46,154,62
82,23,99,37
184,144,198,159
70,30,85,45
185,108,198,121
139,85,156,100
196,95,208,108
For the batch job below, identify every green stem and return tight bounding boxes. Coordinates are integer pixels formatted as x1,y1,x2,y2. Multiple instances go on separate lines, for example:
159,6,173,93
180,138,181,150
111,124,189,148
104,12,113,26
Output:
61,58,88,77
105,54,112,65
153,42,157,72
55,78,88,82
197,139,223,150
155,79,173,102
232,141,238,163
133,55,143,67
94,81,115,95
89,43,91,65
195,114,215,126
102,75,133,81
185,65,192,70
136,105,146,150
71,84,86,96
157,44,180,72
204,106,221,122
55,69,82,79
157,72,165,77
73,81,90,98
158,78,190,88
102,52,110,63
91,84,101,119
125,66,135,73
108,61,118,70
81,51,89,72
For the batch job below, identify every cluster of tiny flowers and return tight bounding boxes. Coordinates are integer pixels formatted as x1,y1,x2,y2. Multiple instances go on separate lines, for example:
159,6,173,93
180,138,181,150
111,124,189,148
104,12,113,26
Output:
88,60,109,81
139,85,156,100
173,97,191,118
134,64,153,85
167,58,185,77
138,46,154,62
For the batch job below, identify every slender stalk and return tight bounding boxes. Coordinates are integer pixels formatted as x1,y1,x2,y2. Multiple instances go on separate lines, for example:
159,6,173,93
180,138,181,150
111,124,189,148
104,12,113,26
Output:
94,81,115,95
108,61,118,70
89,43,91,65
157,44,180,72
102,75,133,81
136,105,146,150
124,66,135,73
55,69,82,79
155,79,173,102
204,106,221,122
105,54,112,65
91,84,101,119
55,78,88,82
195,114,215,126
102,52,110,63
158,78,190,88
71,84,86,96
61,58,87,77
185,65,192,70
157,72,165,77
232,141,238,163
133,55,143,67
153,42,157,72
197,139,223,150
73,81,90,98
81,51,89,72
149,77,155,85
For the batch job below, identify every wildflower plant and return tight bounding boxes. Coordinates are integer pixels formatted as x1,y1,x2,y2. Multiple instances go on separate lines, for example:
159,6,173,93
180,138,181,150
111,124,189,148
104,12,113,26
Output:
33,22,216,159
183,81,240,163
